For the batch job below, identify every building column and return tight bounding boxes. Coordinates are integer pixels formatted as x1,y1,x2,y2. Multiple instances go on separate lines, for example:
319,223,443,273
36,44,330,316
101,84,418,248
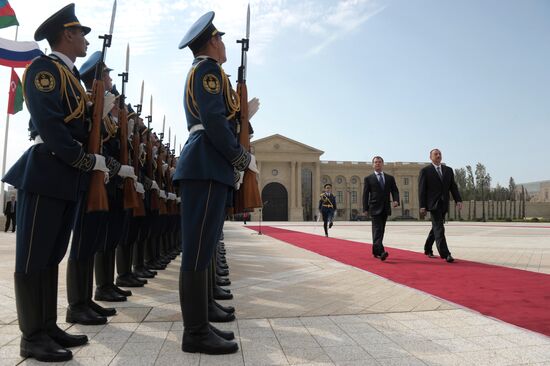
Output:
296,161,302,209
290,161,296,209
314,162,320,216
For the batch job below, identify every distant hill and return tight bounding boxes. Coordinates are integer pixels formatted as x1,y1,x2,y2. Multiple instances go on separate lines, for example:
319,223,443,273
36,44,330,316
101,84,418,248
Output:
517,180,550,194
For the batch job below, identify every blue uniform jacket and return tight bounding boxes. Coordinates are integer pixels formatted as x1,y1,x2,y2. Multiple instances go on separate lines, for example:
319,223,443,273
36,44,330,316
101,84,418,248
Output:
173,57,250,187
2,55,95,201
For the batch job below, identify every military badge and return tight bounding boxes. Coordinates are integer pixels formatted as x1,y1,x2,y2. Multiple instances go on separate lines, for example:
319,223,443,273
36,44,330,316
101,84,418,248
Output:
34,72,56,92
202,74,220,94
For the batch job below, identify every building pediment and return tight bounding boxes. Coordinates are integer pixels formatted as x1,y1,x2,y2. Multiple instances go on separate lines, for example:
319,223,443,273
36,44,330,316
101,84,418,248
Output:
252,134,324,162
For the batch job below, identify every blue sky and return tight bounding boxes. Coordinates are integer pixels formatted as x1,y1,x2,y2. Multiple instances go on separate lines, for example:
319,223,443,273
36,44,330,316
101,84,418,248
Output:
0,0,549,187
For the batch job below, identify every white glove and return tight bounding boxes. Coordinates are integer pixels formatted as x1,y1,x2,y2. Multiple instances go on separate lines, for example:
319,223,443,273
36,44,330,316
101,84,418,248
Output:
152,146,158,158
168,193,177,200
248,154,259,174
117,165,137,180
162,163,168,173
102,92,117,119
151,180,160,191
235,170,244,190
159,190,167,199
134,181,145,194
93,154,109,173
170,167,176,177
127,118,135,139
176,197,181,203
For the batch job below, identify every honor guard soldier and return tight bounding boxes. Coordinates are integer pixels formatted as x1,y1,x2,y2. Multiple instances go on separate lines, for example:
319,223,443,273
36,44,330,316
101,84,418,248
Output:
174,11,259,354
1,4,111,362
319,184,337,237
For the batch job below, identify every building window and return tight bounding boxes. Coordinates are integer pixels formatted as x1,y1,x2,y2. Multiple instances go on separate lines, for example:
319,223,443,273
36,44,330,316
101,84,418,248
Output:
351,177,357,184
351,191,357,204
337,177,343,184
404,177,409,185
272,169,278,176
546,191,549,200
404,191,409,204
337,191,343,204
322,177,328,184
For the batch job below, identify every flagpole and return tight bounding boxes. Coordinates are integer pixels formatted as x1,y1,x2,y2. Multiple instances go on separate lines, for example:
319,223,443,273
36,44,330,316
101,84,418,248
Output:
1,25,18,211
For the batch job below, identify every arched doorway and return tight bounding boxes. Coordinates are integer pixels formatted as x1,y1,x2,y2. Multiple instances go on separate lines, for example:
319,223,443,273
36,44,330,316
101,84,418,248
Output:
262,183,288,221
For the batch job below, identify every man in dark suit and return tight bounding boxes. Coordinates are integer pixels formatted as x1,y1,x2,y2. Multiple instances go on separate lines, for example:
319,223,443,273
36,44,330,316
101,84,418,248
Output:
4,195,16,232
363,156,399,261
419,149,462,263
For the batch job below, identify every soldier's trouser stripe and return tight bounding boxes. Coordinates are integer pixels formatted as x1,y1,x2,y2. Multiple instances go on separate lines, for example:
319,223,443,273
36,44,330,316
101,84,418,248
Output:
24,195,40,274
195,181,213,271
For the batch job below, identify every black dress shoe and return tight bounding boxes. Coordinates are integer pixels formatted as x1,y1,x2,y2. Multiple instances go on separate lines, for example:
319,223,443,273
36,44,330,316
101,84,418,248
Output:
425,252,437,258
20,332,73,362
209,324,234,340
446,255,455,263
89,300,117,317
94,286,127,302
380,251,389,261
216,268,229,277
47,325,88,348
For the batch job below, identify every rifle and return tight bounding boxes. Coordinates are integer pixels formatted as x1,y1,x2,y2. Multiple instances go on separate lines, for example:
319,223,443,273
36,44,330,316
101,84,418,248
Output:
234,4,262,213
118,43,140,210
86,0,117,213
131,80,146,216
145,96,160,211
156,117,168,215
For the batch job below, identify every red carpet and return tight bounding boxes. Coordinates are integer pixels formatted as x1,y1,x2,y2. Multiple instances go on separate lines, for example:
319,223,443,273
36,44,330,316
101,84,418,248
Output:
247,226,550,337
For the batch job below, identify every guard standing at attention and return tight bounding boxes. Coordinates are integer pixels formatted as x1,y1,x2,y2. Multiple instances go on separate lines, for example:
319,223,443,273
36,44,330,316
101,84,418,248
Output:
174,11,259,355
1,4,110,362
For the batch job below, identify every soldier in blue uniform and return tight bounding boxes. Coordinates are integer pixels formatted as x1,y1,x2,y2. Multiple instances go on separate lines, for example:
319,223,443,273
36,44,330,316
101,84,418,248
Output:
319,184,337,237
174,11,259,355
1,4,111,362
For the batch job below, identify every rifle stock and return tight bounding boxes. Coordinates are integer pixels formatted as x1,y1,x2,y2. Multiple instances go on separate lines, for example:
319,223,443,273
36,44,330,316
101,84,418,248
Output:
234,81,261,213
86,79,109,212
118,103,140,210
131,125,146,217
146,132,160,210
156,144,168,215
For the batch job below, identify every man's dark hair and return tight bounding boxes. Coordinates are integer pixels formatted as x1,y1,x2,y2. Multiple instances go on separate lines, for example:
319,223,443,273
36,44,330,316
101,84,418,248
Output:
372,156,384,163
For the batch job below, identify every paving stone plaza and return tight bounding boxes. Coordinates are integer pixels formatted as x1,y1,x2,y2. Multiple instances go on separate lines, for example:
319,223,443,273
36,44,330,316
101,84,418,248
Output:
1,221,549,365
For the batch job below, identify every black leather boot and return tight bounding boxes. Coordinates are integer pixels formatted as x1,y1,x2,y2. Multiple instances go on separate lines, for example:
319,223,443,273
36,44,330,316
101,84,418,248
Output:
88,257,117,316
180,270,238,354
95,251,126,302
15,272,72,362
43,267,88,348
66,259,107,325
208,265,235,322
216,277,231,286
214,301,235,314
213,285,233,300
209,324,234,340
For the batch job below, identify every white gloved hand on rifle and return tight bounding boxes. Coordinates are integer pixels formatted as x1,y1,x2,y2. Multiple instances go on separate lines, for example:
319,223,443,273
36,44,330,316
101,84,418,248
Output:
92,154,110,184
168,193,177,200
117,165,137,181
247,154,259,174
134,181,145,194
159,190,167,199
102,92,117,119
151,180,160,191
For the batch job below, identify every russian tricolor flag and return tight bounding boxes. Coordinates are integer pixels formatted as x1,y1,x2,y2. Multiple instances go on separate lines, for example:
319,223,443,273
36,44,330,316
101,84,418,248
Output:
0,37,43,68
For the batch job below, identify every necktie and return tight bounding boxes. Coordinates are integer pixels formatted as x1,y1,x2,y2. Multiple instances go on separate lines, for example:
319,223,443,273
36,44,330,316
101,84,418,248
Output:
377,173,385,188
436,166,443,180
72,66,81,80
